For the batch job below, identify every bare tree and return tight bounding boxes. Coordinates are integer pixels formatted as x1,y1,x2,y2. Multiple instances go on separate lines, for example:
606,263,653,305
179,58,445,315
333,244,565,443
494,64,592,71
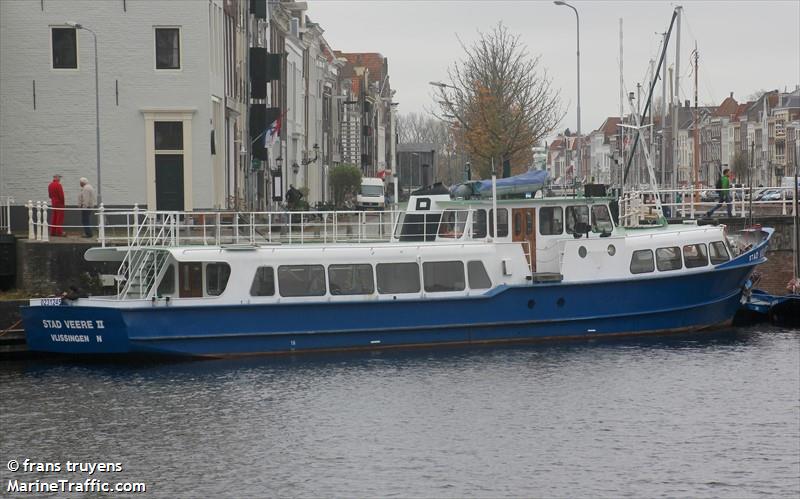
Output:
396,112,468,185
433,23,564,178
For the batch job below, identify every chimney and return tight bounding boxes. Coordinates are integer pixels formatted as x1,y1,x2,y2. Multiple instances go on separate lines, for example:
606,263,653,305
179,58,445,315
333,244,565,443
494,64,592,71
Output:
730,92,734,98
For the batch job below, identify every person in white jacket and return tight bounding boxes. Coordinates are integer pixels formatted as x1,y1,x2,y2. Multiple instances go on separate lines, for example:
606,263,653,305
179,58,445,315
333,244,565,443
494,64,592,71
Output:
78,177,96,238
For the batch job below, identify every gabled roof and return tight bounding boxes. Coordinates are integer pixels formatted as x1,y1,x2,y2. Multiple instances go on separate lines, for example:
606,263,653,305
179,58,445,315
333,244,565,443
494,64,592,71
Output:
714,93,739,118
334,52,387,96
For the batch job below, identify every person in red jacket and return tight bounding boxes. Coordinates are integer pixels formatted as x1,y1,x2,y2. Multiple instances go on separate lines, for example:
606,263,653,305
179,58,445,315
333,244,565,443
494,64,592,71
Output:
48,174,65,236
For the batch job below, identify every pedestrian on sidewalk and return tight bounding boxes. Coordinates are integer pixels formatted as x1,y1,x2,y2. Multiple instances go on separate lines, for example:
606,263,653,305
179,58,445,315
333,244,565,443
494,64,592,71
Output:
78,177,96,238
48,174,65,236
707,169,732,217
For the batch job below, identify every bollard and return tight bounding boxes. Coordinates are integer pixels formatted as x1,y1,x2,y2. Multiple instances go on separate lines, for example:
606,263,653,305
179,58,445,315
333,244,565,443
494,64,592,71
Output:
98,203,105,247
42,202,49,242
28,200,34,240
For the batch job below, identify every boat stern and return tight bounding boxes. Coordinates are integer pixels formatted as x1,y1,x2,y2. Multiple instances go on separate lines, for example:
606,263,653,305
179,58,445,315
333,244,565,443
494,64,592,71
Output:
21,299,130,354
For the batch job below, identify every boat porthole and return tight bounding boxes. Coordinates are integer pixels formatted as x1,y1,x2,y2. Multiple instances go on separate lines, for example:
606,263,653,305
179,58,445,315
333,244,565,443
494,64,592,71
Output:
527,299,535,309
607,244,616,256
557,297,565,307
578,246,587,258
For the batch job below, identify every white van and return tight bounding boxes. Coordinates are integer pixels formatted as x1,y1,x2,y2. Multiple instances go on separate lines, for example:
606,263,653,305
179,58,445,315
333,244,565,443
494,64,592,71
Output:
356,178,385,210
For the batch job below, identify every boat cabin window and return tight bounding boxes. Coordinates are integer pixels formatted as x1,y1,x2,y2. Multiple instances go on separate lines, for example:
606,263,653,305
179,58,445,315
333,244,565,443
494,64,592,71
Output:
591,205,614,233
467,261,492,289
565,206,589,235
539,207,563,235
488,209,509,237
423,261,465,292
250,266,275,296
630,250,655,274
397,213,442,242
278,265,326,297
157,263,175,296
472,209,487,238
328,264,375,295
376,263,420,294
709,241,731,264
683,244,709,268
179,262,203,298
656,247,683,271
438,210,468,239
206,263,231,296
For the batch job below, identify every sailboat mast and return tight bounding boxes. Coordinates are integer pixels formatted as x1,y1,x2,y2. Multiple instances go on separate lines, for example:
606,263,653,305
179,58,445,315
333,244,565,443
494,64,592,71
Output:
673,6,682,192
693,42,700,192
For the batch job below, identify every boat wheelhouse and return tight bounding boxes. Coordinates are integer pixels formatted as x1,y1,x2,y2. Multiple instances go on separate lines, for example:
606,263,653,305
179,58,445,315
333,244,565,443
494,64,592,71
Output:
21,189,772,357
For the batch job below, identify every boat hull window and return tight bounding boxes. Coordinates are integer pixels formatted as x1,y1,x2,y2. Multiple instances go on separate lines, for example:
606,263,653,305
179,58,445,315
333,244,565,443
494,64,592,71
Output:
539,206,563,235
709,241,731,264
328,264,375,295
467,260,492,289
630,250,655,274
566,206,590,235
206,263,231,296
683,244,709,268
656,247,683,271
423,261,466,292
591,205,614,233
250,266,275,296
179,262,203,298
157,263,175,296
278,265,326,297
376,263,420,294
489,209,509,237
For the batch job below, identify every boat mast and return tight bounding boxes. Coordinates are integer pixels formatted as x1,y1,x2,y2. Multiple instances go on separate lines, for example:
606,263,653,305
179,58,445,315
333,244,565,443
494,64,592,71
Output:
693,42,700,194
672,6,682,193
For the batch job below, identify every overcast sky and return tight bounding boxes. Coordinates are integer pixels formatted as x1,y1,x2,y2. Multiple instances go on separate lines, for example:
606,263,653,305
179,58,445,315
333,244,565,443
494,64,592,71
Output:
309,0,800,137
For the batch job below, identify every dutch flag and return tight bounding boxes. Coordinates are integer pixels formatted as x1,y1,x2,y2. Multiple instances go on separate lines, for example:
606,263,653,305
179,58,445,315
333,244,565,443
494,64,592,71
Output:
264,116,281,148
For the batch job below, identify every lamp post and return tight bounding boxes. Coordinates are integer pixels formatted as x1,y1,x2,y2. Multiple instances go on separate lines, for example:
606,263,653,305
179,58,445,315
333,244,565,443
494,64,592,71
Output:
66,22,101,204
553,1,581,182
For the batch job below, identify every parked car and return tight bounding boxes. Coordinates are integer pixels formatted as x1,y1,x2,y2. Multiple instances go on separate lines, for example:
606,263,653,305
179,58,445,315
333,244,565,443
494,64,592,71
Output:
756,189,781,201
700,190,718,202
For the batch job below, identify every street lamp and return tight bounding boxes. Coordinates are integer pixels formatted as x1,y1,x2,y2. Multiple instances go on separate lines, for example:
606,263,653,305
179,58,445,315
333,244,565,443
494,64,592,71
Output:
301,143,319,166
66,21,101,204
553,1,581,182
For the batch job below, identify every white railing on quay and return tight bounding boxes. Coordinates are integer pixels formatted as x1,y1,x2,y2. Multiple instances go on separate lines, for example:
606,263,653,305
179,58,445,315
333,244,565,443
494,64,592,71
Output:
1,196,12,235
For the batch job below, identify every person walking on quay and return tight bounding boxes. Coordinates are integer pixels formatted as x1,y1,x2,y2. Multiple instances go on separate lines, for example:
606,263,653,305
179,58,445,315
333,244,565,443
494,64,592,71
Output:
78,177,96,238
48,174,65,236
707,169,733,217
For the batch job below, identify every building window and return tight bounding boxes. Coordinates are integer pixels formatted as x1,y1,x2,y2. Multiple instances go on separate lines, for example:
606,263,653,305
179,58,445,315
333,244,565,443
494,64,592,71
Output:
656,247,683,271
206,263,231,296
376,263,420,294
423,261,465,292
250,266,275,296
155,27,181,69
155,122,183,150
467,261,492,289
539,207,564,235
683,243,709,269
630,249,655,274
709,241,730,265
328,264,374,296
52,27,77,69
278,265,326,297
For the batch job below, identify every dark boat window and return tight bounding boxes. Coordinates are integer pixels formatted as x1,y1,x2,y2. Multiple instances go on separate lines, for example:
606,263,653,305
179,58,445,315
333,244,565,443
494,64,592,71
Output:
683,243,709,268
630,250,655,274
472,209,487,238
566,206,590,234
468,261,492,289
328,264,374,295
423,261,465,292
526,211,534,235
709,241,731,264
157,263,175,296
488,209,509,237
656,247,683,271
376,263,420,294
278,265,326,297
397,213,442,242
539,206,563,235
513,211,522,236
591,205,614,233
438,210,468,239
179,262,203,298
250,266,275,296
206,263,231,296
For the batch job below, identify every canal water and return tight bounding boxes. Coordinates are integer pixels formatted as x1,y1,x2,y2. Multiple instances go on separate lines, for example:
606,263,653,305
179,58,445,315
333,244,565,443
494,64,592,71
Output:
1,326,798,498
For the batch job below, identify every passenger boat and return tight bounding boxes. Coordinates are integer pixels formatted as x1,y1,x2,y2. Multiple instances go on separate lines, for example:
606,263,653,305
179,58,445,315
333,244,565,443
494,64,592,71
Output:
21,179,772,357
